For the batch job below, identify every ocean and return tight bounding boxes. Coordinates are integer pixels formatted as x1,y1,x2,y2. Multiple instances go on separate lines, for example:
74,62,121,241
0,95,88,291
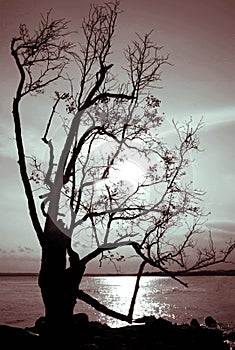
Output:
0,275,234,332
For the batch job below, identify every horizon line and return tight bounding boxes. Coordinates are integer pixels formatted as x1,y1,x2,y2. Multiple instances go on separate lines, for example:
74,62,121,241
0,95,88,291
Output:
1,269,235,277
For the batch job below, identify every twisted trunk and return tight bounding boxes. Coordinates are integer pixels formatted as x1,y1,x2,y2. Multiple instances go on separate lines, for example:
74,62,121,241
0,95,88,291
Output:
38,217,85,337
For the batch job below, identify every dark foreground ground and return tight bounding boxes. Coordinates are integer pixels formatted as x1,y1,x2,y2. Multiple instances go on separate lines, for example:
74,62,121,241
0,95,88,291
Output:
1,314,235,350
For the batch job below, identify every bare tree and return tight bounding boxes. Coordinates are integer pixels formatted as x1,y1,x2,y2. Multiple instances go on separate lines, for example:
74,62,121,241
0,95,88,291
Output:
11,0,234,338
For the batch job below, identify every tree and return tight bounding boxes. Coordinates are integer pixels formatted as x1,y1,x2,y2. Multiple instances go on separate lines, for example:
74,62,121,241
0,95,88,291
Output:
10,0,234,339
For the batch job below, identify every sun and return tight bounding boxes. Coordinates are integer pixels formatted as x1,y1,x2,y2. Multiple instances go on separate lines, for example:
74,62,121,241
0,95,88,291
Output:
93,141,147,190
108,160,145,188
94,159,146,196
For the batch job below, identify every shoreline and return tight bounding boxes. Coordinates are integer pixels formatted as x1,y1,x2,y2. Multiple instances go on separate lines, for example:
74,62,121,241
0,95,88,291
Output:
1,314,235,350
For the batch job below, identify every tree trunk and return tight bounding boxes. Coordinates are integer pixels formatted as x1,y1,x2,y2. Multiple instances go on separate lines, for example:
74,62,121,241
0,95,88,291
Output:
38,217,85,339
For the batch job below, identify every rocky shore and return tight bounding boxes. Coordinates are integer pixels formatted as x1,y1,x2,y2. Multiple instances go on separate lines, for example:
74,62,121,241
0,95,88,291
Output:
1,314,235,350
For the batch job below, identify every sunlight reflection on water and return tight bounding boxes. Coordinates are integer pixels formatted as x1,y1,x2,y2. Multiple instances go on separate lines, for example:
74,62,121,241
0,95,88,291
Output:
76,276,180,327
75,275,235,329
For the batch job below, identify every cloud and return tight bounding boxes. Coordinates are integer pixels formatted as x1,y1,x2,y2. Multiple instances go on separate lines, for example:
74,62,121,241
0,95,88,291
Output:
0,243,40,272
0,246,36,255
206,220,235,235
204,221,235,264
18,246,35,253
203,107,235,125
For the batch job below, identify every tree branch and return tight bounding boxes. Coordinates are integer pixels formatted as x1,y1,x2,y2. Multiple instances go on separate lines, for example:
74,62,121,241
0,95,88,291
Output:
77,289,131,323
12,98,44,245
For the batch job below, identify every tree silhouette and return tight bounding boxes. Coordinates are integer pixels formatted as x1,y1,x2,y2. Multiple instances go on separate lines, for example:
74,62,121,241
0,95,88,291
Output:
10,0,234,337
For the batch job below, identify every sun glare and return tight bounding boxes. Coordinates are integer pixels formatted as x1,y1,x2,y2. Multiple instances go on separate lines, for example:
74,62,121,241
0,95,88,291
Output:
109,160,145,187
94,159,146,194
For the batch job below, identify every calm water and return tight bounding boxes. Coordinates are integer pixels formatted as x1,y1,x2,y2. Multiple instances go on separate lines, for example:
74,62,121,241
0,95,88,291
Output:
0,275,234,331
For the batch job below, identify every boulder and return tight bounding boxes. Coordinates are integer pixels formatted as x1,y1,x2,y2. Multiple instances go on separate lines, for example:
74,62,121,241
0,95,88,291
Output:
205,316,218,328
190,318,200,328
0,325,40,348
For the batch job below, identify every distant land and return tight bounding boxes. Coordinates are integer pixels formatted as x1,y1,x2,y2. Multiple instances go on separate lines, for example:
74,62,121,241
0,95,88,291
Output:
0,270,235,277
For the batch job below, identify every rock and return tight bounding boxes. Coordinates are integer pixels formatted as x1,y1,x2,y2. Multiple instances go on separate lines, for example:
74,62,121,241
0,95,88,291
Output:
205,316,218,328
224,331,235,341
190,318,200,328
73,312,90,328
0,315,230,350
86,317,225,350
0,325,40,348
133,315,156,324
25,316,46,334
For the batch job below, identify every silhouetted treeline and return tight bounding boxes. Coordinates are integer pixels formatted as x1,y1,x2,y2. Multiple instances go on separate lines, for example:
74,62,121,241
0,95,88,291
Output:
0,270,235,277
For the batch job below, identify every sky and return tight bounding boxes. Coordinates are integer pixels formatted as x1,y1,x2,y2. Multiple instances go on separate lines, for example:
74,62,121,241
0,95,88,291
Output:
0,0,235,272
